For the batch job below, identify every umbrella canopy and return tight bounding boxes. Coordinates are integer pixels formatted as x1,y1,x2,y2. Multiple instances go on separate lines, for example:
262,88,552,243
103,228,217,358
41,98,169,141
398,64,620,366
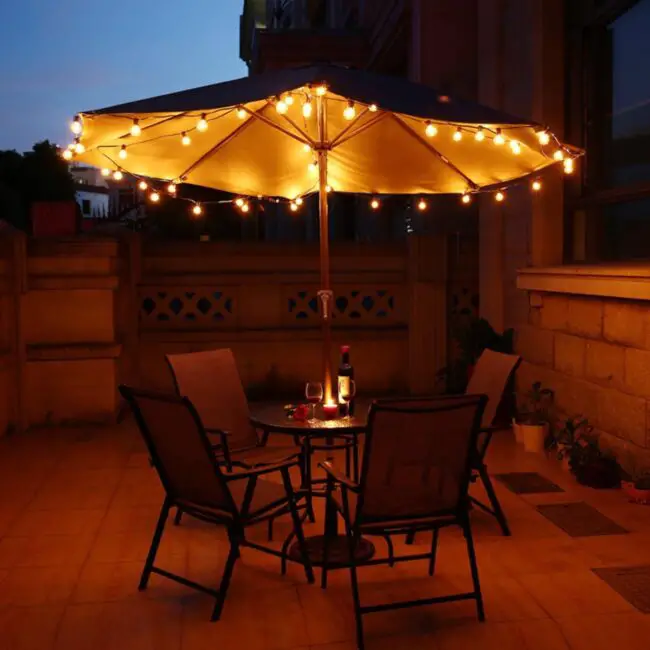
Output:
71,64,581,200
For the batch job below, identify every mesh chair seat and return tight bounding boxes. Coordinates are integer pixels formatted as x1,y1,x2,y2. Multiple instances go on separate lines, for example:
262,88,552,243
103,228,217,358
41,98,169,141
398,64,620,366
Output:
228,444,302,467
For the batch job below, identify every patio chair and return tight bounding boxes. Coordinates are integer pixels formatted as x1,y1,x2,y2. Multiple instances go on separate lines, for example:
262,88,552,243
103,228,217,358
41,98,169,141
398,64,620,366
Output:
320,395,488,650
166,349,304,524
407,349,520,541
119,385,314,621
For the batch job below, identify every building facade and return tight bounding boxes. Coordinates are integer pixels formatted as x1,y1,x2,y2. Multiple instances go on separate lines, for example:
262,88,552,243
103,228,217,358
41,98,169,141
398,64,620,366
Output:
241,0,650,463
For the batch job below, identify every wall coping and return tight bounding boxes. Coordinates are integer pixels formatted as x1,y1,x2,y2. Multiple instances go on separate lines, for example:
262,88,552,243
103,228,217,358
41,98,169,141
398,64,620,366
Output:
517,264,650,301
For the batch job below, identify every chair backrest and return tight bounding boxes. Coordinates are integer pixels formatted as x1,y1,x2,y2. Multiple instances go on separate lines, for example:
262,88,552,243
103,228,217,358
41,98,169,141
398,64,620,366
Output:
465,349,521,428
355,395,487,526
166,348,258,451
119,385,237,517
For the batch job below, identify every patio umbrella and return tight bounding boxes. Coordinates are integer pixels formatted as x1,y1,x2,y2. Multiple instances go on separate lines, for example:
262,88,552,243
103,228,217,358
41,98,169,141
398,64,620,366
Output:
67,64,582,402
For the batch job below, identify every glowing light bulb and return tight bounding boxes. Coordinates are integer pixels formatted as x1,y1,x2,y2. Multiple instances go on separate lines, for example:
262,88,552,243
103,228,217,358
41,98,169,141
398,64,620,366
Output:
453,128,463,142
101,168,110,177
62,149,73,160
532,180,542,192
119,145,127,160
425,121,438,138
309,161,319,175
302,100,313,118
130,120,141,137
74,140,85,154
295,197,304,206
167,183,177,194
181,133,191,146
326,185,332,193
461,193,472,204
495,191,505,202
284,94,294,106
276,98,288,114
236,107,247,120
315,85,327,96
241,202,250,213
417,199,427,211
554,149,565,161
537,130,550,145
510,140,522,155
197,114,209,131
370,198,380,210
113,171,123,181
138,180,148,190
235,198,245,208
369,104,378,112
303,143,311,153
563,158,575,174
475,128,485,142
150,191,160,203
192,204,203,216
343,101,356,121
290,202,298,212
70,116,82,135
494,129,505,145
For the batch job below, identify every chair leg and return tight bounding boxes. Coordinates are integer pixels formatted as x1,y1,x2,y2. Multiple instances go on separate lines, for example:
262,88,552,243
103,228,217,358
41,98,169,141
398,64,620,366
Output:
282,468,315,585
405,530,416,545
139,499,171,590
428,528,439,576
174,508,183,526
346,532,365,650
478,464,511,536
384,535,395,567
462,515,485,622
211,536,240,622
352,437,360,482
321,488,335,588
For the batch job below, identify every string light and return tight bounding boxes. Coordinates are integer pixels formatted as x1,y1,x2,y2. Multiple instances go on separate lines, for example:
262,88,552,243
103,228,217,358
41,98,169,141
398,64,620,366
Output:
315,85,327,96
326,185,333,193
192,204,203,216
563,158,575,174
70,116,82,135
290,201,299,212
302,98,313,118
417,199,427,211
303,143,311,153
101,168,110,177
138,180,148,190
295,197,304,206
167,182,177,194
494,129,505,145
241,202,250,213
537,129,550,145
119,145,128,160
62,149,73,161
343,101,356,121
453,127,463,142
276,97,288,114
425,121,438,138
461,193,472,204
532,179,542,192
235,198,245,208
284,94,294,106
113,171,123,181
553,149,565,161
475,127,485,142
181,132,191,146
150,191,160,203
130,119,141,137
495,191,505,202
309,161,319,175
510,140,522,155
370,198,380,210
74,139,85,154
197,114,209,130
369,104,378,112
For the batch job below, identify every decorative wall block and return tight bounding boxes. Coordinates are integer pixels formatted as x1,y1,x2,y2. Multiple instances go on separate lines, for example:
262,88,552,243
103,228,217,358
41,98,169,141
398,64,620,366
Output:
140,289,236,328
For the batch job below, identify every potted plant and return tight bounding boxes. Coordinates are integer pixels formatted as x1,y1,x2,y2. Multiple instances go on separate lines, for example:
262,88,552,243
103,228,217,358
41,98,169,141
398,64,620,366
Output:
550,416,591,471
514,381,554,452
621,454,650,504
566,432,621,489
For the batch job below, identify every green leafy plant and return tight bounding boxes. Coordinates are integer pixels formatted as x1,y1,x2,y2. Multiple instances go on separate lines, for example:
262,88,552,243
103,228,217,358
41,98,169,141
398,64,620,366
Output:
550,416,592,456
516,381,554,426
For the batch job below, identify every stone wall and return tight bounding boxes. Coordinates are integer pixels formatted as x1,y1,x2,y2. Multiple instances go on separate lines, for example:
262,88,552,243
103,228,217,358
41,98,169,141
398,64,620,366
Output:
516,291,650,464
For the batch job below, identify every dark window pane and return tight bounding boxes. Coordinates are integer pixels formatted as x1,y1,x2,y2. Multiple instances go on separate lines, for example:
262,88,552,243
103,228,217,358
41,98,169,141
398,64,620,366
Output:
81,199,91,215
602,196,650,260
609,0,650,186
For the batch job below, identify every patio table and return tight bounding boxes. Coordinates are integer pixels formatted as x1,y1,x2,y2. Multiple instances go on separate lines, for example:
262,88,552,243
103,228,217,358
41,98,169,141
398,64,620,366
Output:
250,401,375,567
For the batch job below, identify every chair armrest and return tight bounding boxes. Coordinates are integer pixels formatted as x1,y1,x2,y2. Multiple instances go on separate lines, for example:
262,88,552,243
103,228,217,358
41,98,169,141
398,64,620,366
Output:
319,461,360,492
224,457,299,481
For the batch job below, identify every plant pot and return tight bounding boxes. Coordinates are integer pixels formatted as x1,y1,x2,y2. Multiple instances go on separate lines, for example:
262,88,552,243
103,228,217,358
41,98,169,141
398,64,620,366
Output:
512,418,524,444
520,422,549,453
622,481,650,504
571,460,621,489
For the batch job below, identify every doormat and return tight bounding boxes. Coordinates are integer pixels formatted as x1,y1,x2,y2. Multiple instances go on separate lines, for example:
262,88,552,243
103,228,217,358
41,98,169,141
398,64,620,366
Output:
536,502,628,537
593,566,650,613
494,472,564,494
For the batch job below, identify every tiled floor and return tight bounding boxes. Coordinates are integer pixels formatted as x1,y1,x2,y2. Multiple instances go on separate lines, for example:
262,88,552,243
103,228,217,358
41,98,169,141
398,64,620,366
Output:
2,422,650,649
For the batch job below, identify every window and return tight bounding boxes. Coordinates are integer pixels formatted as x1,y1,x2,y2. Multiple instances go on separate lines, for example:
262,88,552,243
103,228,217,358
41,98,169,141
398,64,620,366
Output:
81,199,91,216
568,0,650,261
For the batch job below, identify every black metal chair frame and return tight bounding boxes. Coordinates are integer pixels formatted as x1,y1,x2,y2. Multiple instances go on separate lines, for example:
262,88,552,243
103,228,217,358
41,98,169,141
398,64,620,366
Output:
319,396,488,650
120,386,315,621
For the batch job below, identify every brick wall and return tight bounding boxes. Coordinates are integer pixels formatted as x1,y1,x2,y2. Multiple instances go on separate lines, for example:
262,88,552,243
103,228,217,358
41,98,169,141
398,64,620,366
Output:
517,291,650,465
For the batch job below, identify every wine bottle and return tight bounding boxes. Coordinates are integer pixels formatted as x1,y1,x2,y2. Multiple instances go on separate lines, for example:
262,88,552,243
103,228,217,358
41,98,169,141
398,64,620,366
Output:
338,345,355,416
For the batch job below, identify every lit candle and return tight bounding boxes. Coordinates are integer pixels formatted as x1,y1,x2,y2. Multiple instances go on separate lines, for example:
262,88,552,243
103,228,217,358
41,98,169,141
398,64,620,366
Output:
322,402,338,420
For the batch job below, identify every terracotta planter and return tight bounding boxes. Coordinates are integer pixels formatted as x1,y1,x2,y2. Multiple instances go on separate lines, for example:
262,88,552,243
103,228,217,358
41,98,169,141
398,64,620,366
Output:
512,419,524,444
521,422,549,453
622,481,650,504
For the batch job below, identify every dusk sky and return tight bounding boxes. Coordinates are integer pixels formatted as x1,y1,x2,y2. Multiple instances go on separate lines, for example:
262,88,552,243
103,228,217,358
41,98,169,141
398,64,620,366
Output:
0,0,247,153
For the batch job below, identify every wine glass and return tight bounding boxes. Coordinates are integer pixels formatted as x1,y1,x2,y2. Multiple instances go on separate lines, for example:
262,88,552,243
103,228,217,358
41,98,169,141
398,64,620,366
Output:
340,379,356,418
305,381,324,422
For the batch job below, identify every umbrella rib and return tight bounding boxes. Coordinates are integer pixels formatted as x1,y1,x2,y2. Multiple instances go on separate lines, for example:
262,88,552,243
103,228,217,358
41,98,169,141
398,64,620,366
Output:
329,112,389,149
391,114,479,191
247,110,312,147
177,104,270,181
277,113,316,147
329,106,370,148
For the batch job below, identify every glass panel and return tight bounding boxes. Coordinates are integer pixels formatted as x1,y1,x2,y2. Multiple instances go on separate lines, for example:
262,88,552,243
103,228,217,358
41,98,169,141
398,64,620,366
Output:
609,0,650,186
601,197,650,260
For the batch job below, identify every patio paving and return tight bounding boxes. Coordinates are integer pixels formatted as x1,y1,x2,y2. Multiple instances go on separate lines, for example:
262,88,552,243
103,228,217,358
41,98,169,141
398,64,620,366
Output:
2,420,650,649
